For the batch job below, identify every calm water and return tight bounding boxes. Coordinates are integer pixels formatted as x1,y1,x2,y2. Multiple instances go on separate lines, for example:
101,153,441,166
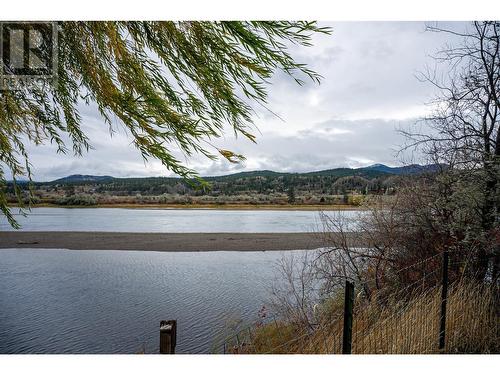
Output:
0,208,360,353
0,207,362,232
0,248,297,354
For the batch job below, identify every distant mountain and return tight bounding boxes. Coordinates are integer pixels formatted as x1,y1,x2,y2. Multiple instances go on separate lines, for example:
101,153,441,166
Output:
10,163,446,205
305,167,388,179
47,164,438,184
363,163,398,174
208,170,286,180
52,174,114,183
363,163,443,175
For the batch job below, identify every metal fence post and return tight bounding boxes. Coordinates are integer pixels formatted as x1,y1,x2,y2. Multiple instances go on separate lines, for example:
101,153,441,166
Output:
439,251,449,351
342,280,354,354
160,320,177,354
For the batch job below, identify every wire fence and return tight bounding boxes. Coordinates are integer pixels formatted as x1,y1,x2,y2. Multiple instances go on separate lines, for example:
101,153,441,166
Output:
218,250,499,354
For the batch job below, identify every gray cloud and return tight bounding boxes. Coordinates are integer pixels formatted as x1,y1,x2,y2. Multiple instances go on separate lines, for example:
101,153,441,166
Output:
23,22,468,181
28,117,417,180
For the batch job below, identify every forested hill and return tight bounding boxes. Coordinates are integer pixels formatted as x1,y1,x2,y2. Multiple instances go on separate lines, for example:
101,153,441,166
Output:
39,164,437,194
7,163,440,206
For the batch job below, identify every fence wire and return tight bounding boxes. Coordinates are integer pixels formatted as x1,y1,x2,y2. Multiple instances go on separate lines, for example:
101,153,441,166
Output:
219,251,499,354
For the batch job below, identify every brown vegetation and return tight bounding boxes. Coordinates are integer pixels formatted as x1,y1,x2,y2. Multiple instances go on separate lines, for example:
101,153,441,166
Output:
244,280,498,354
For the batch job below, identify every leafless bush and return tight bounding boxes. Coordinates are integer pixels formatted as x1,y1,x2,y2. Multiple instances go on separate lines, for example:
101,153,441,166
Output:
270,167,496,330
269,251,321,329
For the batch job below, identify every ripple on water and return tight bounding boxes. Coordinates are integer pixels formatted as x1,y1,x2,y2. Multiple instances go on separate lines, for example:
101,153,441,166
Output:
0,248,300,353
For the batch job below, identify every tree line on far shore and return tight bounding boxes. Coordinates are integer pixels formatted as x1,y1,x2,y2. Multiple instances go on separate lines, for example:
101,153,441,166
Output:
6,166,414,206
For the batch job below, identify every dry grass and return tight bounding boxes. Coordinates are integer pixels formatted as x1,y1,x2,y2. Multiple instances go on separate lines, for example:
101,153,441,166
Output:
241,280,499,354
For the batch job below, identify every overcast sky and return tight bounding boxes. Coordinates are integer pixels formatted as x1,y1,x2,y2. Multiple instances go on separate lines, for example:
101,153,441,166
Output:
27,21,467,181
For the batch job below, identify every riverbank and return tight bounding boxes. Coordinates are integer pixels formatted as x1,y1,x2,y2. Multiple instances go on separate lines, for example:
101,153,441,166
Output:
9,203,363,211
0,232,363,251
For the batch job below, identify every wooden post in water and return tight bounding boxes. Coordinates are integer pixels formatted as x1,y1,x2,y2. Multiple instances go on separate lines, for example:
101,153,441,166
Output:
160,320,177,354
342,280,354,354
439,251,449,351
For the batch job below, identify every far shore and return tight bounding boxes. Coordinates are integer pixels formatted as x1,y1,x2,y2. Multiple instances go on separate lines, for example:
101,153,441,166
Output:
0,231,364,252
8,203,363,211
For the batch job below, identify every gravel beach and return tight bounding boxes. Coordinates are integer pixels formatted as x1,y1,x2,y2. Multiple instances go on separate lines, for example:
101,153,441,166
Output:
0,231,339,252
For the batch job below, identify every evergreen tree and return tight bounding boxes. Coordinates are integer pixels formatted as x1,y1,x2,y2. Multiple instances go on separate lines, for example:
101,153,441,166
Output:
287,185,296,204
